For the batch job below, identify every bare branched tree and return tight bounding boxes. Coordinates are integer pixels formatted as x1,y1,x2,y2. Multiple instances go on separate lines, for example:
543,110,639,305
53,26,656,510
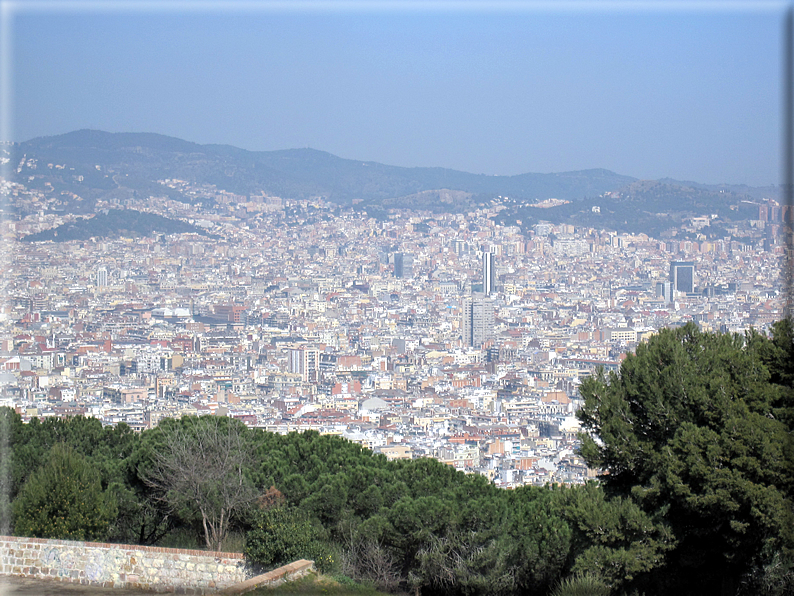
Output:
144,416,258,551
340,532,402,592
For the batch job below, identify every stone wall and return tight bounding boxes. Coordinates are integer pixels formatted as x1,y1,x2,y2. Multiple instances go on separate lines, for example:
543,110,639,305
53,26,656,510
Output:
0,535,251,594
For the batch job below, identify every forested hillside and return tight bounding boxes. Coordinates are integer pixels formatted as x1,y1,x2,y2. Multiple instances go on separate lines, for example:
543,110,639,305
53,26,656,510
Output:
12,130,635,209
20,209,212,242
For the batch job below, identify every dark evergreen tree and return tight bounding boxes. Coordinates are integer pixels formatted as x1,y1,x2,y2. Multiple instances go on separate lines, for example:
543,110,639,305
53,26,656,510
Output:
12,443,117,541
577,322,794,595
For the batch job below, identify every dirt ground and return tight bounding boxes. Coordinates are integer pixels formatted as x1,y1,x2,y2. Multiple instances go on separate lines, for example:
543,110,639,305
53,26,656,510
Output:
0,575,155,595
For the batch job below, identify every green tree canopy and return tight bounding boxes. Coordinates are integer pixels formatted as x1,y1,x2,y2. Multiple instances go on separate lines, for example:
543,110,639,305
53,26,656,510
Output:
12,443,117,541
577,322,794,595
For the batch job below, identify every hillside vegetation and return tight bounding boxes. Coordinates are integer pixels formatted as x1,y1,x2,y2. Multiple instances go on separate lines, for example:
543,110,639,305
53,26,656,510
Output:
20,209,212,242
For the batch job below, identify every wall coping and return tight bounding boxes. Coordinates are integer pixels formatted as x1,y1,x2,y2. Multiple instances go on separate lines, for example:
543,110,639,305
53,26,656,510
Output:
0,535,245,560
220,560,315,595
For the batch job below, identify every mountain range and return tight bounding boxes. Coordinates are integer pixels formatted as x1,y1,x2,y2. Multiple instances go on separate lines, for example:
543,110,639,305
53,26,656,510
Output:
5,129,781,237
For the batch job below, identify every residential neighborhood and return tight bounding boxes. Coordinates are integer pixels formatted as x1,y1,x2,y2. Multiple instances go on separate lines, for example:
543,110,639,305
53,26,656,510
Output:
0,176,785,488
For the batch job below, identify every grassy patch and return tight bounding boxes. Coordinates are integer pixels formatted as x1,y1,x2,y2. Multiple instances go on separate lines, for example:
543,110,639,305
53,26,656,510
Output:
249,572,394,595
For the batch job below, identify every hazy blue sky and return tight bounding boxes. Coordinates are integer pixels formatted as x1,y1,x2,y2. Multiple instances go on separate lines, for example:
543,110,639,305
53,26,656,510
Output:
5,1,787,186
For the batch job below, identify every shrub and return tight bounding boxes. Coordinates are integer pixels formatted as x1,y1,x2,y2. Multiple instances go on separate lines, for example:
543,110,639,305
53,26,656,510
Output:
12,443,117,541
245,507,334,572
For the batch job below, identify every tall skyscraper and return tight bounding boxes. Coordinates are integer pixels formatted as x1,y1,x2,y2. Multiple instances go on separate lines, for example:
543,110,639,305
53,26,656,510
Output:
96,266,108,288
670,261,695,294
462,294,494,347
482,252,496,295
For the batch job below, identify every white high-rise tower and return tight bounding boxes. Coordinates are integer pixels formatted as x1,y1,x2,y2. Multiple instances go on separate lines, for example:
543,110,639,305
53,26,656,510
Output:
96,267,108,288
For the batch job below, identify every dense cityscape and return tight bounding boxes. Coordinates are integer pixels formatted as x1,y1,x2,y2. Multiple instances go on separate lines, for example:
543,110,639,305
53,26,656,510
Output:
0,174,785,489
3,4,790,593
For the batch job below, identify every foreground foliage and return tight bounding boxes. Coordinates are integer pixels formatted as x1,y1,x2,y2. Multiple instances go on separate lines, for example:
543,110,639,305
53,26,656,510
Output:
3,320,793,596
12,443,117,541
578,320,794,595
245,506,332,572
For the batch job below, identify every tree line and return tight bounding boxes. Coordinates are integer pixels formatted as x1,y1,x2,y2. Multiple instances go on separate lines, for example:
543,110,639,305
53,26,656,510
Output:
1,321,792,596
